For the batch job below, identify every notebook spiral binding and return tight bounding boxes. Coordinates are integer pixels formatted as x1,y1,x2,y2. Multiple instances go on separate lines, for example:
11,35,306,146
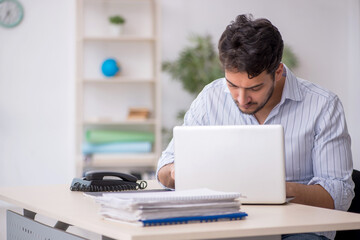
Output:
141,212,248,226
70,178,147,192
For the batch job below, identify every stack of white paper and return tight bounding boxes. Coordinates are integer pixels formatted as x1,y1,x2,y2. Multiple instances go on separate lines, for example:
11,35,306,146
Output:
96,188,243,223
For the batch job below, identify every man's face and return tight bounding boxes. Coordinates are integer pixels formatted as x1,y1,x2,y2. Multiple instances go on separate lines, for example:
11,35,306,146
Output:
225,70,275,115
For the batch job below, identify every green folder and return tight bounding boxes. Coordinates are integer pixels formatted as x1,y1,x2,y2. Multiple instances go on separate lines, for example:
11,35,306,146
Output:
86,130,154,144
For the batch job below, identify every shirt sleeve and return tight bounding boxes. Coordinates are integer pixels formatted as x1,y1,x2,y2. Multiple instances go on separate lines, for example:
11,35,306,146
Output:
156,90,209,184
308,96,355,211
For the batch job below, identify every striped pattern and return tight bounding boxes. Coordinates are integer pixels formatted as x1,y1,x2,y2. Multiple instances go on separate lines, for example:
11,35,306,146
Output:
157,66,354,239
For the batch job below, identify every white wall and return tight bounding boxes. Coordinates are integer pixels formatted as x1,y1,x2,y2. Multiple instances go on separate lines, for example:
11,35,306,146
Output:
0,0,359,186
347,0,360,170
0,0,75,186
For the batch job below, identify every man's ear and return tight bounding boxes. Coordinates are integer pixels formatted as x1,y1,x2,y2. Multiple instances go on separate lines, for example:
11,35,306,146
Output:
275,63,284,82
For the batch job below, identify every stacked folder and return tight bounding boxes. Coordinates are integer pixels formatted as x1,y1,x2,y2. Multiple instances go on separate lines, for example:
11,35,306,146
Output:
82,130,154,154
95,188,247,226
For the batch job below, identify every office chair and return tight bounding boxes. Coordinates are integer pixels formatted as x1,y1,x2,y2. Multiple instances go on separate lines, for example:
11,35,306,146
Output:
335,169,360,239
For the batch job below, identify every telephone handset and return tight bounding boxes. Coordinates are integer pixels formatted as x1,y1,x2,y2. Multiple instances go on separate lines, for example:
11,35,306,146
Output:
70,171,147,192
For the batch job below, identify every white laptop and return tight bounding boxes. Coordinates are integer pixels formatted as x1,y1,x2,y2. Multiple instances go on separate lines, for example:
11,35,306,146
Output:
174,125,286,204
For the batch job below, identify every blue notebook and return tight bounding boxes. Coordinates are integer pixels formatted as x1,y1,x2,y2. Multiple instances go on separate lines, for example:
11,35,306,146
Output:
141,212,248,226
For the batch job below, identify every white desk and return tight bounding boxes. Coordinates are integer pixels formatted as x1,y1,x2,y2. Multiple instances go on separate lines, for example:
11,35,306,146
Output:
0,181,360,240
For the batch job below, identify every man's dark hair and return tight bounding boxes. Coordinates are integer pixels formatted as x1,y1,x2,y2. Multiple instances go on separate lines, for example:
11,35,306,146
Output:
218,14,283,78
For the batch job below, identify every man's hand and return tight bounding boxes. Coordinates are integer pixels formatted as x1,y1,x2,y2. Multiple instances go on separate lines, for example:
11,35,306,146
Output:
286,182,334,209
158,163,175,189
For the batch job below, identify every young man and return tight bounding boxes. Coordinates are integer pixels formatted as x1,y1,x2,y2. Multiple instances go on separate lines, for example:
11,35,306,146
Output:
157,14,354,240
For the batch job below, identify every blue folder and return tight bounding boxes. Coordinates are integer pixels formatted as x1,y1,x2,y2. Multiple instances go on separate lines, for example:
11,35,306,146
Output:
82,142,152,154
141,212,248,226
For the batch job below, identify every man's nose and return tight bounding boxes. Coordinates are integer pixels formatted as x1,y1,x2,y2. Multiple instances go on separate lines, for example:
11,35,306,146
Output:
236,89,251,105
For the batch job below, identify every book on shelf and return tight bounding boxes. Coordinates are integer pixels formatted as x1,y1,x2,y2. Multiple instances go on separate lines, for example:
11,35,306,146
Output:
86,130,155,144
95,188,247,226
82,130,155,154
82,142,152,154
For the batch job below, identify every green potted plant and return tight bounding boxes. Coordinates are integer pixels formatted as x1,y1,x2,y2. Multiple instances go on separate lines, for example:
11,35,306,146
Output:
108,15,126,35
162,34,224,145
282,45,298,70
163,34,223,96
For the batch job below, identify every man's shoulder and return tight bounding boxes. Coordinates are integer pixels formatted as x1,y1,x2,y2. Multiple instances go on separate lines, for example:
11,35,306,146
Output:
199,78,226,95
204,77,226,89
296,77,337,102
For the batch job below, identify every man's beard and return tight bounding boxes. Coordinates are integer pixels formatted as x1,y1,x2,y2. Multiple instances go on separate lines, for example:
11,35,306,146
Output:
234,83,275,115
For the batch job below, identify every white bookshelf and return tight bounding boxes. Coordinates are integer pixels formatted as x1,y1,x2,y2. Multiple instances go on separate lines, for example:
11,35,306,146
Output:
75,0,161,176
83,77,156,84
84,36,156,41
83,119,157,125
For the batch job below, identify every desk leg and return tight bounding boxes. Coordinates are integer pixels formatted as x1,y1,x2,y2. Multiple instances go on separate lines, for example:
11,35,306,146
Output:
54,221,71,231
102,236,116,240
23,208,71,231
23,209,36,219
7,210,86,240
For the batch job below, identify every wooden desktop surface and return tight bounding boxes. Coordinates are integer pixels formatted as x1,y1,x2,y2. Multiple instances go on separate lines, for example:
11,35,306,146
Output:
0,180,360,240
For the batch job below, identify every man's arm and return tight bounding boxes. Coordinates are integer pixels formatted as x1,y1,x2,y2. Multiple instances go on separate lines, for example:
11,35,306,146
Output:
286,182,334,209
158,163,175,189
307,96,354,211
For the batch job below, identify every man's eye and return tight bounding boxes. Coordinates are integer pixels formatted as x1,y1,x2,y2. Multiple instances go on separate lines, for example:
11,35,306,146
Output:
251,87,261,91
227,84,237,88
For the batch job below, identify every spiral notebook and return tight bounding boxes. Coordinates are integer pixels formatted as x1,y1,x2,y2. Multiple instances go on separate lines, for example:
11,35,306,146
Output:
99,188,241,203
96,188,247,226
104,212,248,227
141,212,248,226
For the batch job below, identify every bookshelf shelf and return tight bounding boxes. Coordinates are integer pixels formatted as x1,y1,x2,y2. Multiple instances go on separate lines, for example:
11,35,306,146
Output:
82,77,156,84
76,0,161,176
83,119,157,125
83,36,156,42
84,153,157,168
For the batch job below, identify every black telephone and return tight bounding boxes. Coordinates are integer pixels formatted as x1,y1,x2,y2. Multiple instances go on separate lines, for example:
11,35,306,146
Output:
70,171,147,192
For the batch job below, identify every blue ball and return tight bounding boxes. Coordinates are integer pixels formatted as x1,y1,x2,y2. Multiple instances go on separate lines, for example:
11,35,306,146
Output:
101,58,120,77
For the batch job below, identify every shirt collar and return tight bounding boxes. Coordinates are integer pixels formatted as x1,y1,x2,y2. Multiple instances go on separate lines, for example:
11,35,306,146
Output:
223,78,230,93
281,64,303,103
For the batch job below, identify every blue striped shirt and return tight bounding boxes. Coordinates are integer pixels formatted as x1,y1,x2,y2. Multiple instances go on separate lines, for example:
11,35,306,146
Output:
157,66,354,239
